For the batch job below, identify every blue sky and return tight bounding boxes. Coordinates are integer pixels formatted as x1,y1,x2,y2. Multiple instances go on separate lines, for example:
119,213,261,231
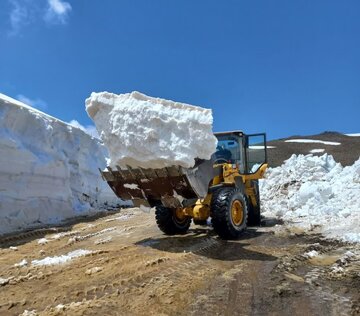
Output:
0,0,359,140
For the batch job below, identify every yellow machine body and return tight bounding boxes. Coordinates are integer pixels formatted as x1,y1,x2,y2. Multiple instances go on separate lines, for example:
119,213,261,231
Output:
177,163,268,222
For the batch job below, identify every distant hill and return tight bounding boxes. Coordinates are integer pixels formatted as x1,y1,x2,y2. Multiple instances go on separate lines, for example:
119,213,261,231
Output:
266,131,360,167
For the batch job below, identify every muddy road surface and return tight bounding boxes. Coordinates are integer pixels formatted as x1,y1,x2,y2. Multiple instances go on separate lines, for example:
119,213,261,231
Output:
0,208,359,316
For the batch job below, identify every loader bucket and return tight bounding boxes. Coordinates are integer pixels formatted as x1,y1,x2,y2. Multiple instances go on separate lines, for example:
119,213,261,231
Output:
100,159,216,209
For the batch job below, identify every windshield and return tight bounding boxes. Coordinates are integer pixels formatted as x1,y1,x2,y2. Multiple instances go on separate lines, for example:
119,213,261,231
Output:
212,136,241,165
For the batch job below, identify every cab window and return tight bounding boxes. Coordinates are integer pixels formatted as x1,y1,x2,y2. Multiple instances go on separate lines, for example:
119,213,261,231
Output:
245,134,267,173
212,137,241,165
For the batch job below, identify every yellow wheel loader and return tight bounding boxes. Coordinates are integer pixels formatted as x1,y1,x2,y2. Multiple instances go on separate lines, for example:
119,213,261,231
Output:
101,131,268,239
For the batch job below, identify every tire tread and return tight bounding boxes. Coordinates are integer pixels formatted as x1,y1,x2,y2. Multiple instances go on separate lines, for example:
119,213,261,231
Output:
211,187,248,239
155,206,191,235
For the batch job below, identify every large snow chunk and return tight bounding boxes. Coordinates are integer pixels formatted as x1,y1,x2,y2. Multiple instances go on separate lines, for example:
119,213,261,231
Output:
0,93,121,236
85,91,217,169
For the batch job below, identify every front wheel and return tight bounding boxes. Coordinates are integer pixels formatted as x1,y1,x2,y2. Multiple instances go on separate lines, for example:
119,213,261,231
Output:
155,206,191,235
211,187,248,239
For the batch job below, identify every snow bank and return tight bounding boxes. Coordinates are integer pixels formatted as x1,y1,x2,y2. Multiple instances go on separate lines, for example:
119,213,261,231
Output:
0,93,121,236
260,154,360,243
85,91,217,169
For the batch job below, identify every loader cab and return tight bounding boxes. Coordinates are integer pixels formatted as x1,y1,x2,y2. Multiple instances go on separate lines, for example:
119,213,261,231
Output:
213,131,267,174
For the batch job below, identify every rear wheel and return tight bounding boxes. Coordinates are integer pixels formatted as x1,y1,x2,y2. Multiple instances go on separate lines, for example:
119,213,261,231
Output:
211,187,248,239
155,205,191,235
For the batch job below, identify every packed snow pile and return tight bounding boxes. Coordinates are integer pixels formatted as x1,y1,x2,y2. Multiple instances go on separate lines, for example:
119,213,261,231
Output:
0,93,121,236
260,154,360,243
85,91,217,169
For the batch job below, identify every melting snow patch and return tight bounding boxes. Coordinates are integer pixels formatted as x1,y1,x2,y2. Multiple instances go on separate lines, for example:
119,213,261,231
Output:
330,266,344,274
55,304,65,312
31,249,93,266
86,91,217,169
50,231,80,240
304,250,319,258
85,266,103,275
344,251,355,258
105,214,133,222
249,145,276,149
14,259,28,267
19,310,38,316
285,139,341,145
345,133,360,137
37,238,48,245
67,227,116,244
94,236,112,245
309,149,325,153
0,277,10,286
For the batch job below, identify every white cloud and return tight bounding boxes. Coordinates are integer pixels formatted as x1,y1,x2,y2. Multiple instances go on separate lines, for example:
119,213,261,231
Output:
68,120,100,139
17,94,48,110
8,0,29,35
44,0,72,24
7,0,72,35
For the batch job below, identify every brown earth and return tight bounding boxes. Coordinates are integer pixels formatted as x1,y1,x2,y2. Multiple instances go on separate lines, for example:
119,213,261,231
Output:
0,208,359,316
267,131,360,167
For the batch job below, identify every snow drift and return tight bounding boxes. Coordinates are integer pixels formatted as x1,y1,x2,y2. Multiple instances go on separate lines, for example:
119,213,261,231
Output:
0,93,121,236
260,154,360,243
85,91,217,169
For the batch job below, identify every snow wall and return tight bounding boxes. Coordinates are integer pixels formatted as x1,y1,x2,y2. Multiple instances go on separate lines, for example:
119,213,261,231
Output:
260,154,360,243
0,94,122,236
85,91,217,169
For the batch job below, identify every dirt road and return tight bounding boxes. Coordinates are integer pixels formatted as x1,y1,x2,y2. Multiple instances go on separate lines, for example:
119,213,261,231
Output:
0,208,359,316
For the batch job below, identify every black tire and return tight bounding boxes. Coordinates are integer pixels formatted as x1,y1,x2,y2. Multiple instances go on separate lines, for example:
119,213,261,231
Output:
210,187,248,239
247,180,261,226
155,205,191,235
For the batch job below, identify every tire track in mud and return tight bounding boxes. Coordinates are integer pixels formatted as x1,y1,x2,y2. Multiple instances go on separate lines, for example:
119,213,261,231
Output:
27,236,223,314
2,209,359,316
0,212,155,311
76,237,220,300
0,227,69,247
1,212,144,262
0,209,141,248
304,267,353,316
1,234,220,311
1,245,141,300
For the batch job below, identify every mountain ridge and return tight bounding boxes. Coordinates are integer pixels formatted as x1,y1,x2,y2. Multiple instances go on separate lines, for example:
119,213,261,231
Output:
266,131,360,167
